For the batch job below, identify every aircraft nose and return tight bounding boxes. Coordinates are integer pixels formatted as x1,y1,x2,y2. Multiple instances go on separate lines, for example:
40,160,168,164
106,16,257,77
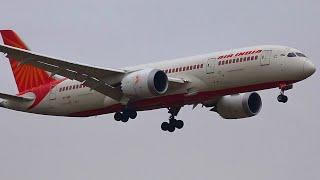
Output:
303,61,316,77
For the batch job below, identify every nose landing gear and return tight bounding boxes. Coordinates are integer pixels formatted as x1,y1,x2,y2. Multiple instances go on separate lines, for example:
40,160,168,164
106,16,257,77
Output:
114,109,137,122
277,93,288,103
161,107,184,132
277,84,293,103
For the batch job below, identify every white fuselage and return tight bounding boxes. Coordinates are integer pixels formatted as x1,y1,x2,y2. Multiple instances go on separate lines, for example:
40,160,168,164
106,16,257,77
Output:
2,45,314,117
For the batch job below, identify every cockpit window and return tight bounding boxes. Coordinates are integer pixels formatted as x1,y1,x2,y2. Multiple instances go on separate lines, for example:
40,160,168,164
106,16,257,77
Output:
287,53,296,57
296,52,307,57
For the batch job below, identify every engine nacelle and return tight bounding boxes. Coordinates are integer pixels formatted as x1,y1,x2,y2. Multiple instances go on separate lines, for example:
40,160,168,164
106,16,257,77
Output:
216,92,262,119
121,69,168,97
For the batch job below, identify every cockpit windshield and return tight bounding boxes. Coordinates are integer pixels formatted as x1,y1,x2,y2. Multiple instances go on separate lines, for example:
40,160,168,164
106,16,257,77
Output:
296,52,307,57
287,53,296,57
287,52,307,58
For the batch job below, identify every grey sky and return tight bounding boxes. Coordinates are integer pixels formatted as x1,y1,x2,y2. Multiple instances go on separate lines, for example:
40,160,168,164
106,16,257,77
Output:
0,0,319,179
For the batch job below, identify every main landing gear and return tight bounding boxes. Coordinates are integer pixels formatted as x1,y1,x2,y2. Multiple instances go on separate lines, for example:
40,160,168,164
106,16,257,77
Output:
161,107,184,132
114,109,137,122
277,84,293,103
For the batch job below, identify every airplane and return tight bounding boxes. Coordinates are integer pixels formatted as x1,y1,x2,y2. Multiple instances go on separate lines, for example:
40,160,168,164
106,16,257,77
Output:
0,30,316,132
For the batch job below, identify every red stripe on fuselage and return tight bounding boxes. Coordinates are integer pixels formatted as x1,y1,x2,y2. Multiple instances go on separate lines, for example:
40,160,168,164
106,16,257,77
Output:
69,80,297,117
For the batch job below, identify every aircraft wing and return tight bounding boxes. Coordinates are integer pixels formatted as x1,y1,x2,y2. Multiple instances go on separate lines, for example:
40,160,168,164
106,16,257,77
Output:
0,44,127,101
0,92,34,102
0,44,190,102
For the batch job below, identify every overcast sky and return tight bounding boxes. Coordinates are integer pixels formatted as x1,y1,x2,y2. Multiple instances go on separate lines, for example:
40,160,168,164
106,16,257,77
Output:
0,0,319,180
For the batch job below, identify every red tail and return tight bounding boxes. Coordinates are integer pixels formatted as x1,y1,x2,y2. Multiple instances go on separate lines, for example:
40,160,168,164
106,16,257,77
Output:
0,30,55,93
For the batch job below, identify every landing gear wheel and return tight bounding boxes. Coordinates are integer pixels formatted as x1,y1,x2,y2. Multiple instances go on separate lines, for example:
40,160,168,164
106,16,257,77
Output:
114,112,123,121
277,94,288,103
121,115,129,122
161,107,184,132
277,84,292,103
115,109,138,123
167,125,175,132
129,110,137,119
161,122,169,131
175,120,184,129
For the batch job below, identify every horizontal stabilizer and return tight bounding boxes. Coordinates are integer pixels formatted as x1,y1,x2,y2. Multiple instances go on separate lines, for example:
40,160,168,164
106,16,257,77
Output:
0,92,34,102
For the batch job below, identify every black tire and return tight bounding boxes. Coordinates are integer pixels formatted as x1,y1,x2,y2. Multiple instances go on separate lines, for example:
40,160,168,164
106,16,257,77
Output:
121,115,129,122
114,112,122,121
175,120,184,129
129,111,137,119
277,95,288,103
167,125,175,132
161,122,169,131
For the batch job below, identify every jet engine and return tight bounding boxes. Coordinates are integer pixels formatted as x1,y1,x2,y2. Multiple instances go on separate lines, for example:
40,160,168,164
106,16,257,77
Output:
215,92,262,119
121,69,168,97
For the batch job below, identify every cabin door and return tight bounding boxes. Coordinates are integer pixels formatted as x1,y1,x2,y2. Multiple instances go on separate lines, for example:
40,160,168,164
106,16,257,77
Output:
260,50,272,66
206,58,216,74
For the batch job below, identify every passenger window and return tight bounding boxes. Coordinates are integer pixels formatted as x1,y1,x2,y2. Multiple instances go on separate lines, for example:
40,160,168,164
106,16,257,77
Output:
222,61,225,65
172,69,175,73
169,69,172,73
287,53,296,57
255,55,258,60
226,60,229,64
233,59,236,63
186,66,189,70
193,65,197,69
200,64,204,68
251,56,254,60
175,68,179,72
182,67,186,71
190,66,193,70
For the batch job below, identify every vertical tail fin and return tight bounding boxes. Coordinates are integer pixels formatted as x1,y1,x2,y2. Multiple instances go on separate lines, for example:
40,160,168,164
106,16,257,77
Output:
0,30,55,93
